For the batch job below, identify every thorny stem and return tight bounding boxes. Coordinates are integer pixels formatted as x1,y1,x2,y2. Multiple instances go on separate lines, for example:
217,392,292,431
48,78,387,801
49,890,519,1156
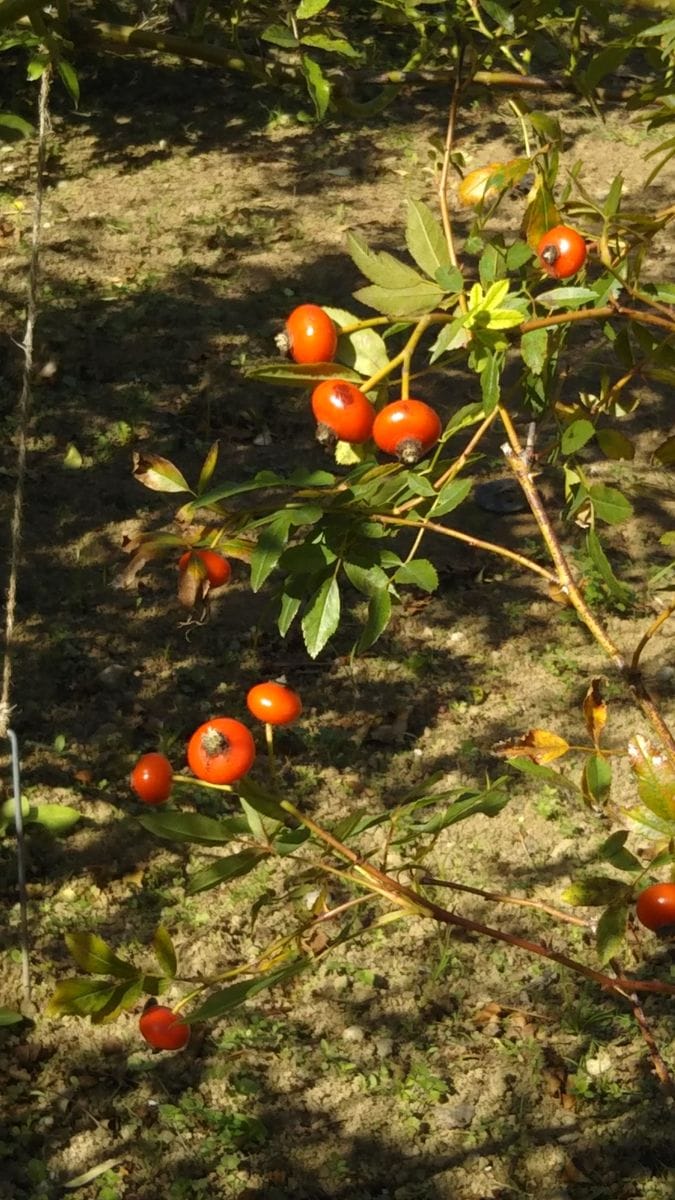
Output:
281,798,675,1000
420,874,589,928
631,600,675,673
499,411,675,767
375,512,559,584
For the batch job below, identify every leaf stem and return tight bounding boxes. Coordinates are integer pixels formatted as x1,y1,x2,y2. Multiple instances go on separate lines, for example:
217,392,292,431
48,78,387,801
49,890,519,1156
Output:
374,512,558,584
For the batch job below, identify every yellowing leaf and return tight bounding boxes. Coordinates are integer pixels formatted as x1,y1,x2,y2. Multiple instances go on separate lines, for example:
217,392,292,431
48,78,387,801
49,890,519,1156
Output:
493,729,570,764
582,677,607,747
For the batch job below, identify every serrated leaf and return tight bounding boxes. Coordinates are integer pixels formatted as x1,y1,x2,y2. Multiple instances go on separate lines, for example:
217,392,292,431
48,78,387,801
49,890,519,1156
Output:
506,241,533,270
429,313,471,362
348,231,436,290
561,419,594,455
628,735,675,821
65,933,138,979
153,926,177,979
433,477,473,517
354,281,445,318
278,592,302,637
357,586,392,652
394,559,438,592
302,575,340,657
331,323,389,376
589,483,633,526
405,198,451,280
343,559,389,596
132,453,192,494
435,265,464,291
138,810,246,845
596,428,635,461
562,876,627,906
597,831,642,873
520,327,548,375
90,978,143,1025
250,513,294,592
480,353,502,412
187,960,307,1024
596,903,628,965
187,850,266,896
582,753,612,807
302,54,330,119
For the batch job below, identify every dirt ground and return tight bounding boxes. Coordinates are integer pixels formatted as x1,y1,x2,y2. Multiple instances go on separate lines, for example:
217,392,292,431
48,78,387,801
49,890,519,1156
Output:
1,43,675,1200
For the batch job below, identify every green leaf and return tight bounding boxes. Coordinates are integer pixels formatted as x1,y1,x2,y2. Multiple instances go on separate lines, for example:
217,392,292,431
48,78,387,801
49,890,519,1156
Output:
603,173,623,219
561,419,595,456
405,198,451,280
0,1007,24,1025
562,876,627,907
261,23,298,47
403,471,436,498
273,827,311,855
32,804,81,835
244,359,360,385
90,978,143,1025
596,428,635,461
433,477,472,517
394,559,439,593
296,0,330,16
479,0,515,33
596,903,628,966
301,33,360,57
343,559,389,596
654,435,675,466
506,756,581,798
589,483,633,526
237,779,288,823
354,281,445,319
197,442,219,494
333,808,390,841
582,753,612,807
628,736,675,822
348,231,436,290
278,592,302,637
65,933,138,979
132,453,192,494
585,531,632,602
302,55,330,119
521,328,548,375
357,586,392,652
57,60,79,105
597,831,642,874
46,978,127,1018
435,265,464,292
331,322,390,376
584,44,628,91
408,783,509,835
506,241,533,270
302,575,340,658
428,313,471,362
480,353,502,413
0,112,33,140
250,514,294,592
187,850,266,896
187,960,308,1023
536,287,598,309
152,926,177,979
138,811,246,846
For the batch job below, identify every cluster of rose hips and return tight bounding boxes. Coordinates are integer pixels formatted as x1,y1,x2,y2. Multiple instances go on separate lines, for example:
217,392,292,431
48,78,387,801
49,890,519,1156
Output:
278,223,586,462
283,301,443,465
130,680,303,1051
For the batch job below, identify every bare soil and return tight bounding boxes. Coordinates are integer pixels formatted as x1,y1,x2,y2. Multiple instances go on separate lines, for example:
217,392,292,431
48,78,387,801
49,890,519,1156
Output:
0,49,674,1200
